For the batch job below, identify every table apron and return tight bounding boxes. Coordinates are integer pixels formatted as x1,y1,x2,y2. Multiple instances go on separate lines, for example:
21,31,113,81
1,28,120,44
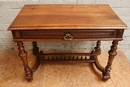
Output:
12,29,124,42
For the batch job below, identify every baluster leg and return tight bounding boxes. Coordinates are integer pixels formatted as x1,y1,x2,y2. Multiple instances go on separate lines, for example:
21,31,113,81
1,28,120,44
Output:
102,40,118,81
95,40,101,55
91,40,101,58
32,41,39,55
32,41,40,72
17,41,33,81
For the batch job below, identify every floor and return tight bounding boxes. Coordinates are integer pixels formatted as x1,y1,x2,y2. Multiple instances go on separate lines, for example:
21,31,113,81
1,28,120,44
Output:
0,50,130,87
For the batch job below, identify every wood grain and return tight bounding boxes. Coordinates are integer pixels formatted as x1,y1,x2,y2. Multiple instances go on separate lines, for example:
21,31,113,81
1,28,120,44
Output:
0,50,130,87
8,4,128,30
6,4,129,83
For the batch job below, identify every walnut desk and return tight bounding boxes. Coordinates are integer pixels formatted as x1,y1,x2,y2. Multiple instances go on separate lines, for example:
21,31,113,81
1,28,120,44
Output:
8,4,128,82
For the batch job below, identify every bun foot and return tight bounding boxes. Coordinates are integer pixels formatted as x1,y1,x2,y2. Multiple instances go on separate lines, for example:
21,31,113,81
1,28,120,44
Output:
26,77,33,82
25,74,33,82
102,73,110,81
24,66,33,82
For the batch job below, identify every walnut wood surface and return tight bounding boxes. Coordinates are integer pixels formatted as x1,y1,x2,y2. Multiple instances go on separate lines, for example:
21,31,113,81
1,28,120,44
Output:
7,4,128,82
8,4,128,30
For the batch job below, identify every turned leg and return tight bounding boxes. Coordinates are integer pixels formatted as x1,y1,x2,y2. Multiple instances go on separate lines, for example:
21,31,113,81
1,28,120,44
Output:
102,40,118,81
94,40,101,55
91,40,101,54
91,40,101,59
32,41,40,72
32,41,39,55
17,41,33,82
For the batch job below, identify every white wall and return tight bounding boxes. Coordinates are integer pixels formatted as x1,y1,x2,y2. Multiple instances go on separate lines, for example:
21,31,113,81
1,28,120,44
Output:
0,0,130,60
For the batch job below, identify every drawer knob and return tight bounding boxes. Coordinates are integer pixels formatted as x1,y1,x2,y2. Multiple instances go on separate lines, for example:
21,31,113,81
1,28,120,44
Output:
63,33,73,40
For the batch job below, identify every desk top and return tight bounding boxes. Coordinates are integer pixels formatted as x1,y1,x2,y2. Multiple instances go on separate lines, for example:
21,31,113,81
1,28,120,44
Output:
8,4,128,30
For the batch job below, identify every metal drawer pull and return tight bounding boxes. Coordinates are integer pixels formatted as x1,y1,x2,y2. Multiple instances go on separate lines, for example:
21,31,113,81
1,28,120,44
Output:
63,33,73,40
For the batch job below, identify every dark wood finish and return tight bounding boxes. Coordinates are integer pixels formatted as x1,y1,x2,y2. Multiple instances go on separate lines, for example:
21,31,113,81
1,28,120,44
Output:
94,40,101,55
12,29,124,42
8,4,128,82
93,41,105,72
31,42,40,72
32,41,39,55
39,53,95,62
12,29,117,39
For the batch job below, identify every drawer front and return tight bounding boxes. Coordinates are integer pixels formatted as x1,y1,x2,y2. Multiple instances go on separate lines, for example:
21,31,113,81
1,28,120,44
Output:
13,30,117,40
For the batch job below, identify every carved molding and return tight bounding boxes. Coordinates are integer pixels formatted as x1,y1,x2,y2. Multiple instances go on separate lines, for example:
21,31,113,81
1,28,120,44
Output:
19,30,116,39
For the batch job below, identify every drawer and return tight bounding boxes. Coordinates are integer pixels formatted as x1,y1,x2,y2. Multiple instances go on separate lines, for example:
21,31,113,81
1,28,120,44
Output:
12,30,117,40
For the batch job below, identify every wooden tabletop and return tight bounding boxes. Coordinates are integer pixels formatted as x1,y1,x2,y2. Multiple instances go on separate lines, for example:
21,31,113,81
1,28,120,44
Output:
8,4,128,30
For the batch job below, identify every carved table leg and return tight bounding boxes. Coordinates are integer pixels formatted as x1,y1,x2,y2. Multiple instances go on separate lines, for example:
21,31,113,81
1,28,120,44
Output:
32,41,40,72
32,41,39,55
102,40,118,81
17,41,33,82
94,40,101,55
91,40,101,55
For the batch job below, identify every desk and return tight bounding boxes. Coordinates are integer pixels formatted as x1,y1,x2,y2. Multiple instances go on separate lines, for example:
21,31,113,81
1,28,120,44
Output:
8,4,128,82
